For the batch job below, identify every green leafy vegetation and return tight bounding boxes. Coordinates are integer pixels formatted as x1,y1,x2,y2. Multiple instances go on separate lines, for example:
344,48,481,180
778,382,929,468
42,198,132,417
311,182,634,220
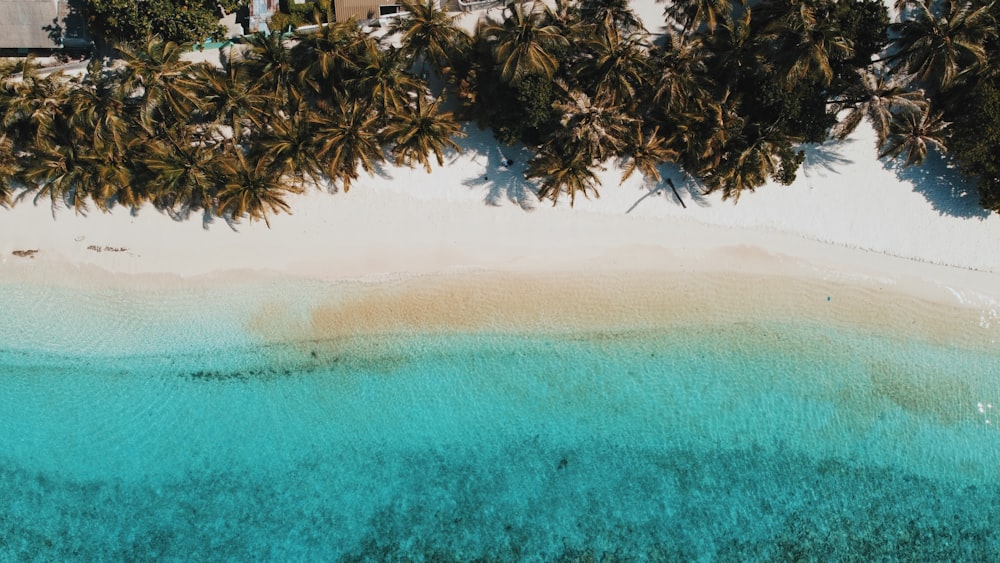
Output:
85,0,247,45
3,0,1000,220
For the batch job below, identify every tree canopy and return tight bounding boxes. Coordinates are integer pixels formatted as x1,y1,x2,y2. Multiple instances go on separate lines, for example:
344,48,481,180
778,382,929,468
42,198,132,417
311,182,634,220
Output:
3,0,1000,218
85,0,246,46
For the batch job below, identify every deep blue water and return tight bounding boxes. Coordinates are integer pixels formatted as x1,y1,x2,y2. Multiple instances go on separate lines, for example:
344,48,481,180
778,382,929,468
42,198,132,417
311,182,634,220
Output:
2,282,1000,560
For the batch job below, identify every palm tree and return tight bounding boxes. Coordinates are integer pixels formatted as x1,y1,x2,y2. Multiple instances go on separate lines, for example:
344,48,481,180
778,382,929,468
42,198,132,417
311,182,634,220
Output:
116,36,199,130
138,138,219,215
879,107,949,166
527,143,600,206
761,0,853,88
81,152,137,211
552,86,634,162
579,0,644,35
0,134,19,206
69,61,134,156
702,124,800,202
2,67,71,150
293,19,372,102
696,8,754,91
575,26,650,109
678,91,745,174
478,2,569,84
192,62,270,145
382,96,464,173
347,42,426,124
216,150,300,227
19,139,94,213
390,0,469,75
256,107,324,188
665,0,740,34
310,99,384,191
7,70,96,211
830,68,929,147
649,33,714,116
620,126,679,185
888,0,997,92
239,31,301,114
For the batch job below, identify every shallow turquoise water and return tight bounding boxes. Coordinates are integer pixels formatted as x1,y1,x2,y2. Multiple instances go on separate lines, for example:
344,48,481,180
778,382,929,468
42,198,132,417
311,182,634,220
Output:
2,281,1000,559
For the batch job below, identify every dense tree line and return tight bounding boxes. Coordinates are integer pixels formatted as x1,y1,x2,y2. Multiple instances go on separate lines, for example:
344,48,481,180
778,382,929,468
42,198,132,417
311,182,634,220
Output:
85,0,247,46
2,0,1000,225
0,26,460,224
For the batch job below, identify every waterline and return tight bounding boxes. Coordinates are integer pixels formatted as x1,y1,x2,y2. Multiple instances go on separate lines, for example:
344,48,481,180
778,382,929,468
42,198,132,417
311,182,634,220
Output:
2,274,998,558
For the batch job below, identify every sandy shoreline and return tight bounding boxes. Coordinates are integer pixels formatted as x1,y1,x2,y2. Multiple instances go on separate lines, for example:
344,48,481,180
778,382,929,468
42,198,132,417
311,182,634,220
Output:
2,120,1000,349
4,0,1000,350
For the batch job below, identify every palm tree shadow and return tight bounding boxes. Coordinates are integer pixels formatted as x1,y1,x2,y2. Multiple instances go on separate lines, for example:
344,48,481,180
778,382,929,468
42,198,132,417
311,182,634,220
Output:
655,163,710,208
367,160,396,186
880,151,989,220
801,139,855,177
673,176,711,207
464,172,538,210
625,184,665,213
459,130,538,210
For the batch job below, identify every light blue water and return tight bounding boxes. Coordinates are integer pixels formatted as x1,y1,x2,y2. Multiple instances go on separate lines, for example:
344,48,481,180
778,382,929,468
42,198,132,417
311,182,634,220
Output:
2,280,1000,559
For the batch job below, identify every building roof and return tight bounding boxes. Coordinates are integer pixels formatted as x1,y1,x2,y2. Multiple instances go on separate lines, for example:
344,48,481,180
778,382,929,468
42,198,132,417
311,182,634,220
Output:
0,0,62,49
0,0,89,50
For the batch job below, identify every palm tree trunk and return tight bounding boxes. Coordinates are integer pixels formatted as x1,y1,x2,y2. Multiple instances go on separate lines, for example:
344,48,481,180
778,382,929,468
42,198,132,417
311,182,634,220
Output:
666,178,686,208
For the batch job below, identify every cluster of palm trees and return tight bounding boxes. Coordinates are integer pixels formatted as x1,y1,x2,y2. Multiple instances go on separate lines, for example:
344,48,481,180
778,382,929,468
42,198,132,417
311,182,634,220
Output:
2,0,999,220
0,22,461,222
446,0,988,203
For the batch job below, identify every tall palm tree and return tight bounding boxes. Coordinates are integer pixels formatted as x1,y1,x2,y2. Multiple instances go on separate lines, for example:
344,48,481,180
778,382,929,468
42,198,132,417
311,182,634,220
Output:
2,68,71,149
761,0,853,88
0,134,18,206
620,126,679,185
478,1,569,84
382,96,463,173
192,62,270,145
81,152,137,211
216,150,300,227
575,26,650,109
665,0,740,34
7,71,96,211
579,0,644,35
19,139,94,213
239,31,301,114
888,0,997,92
696,8,754,91
879,107,949,166
678,91,746,174
138,139,219,215
256,107,324,188
701,124,800,202
293,19,372,102
527,143,600,206
552,86,634,162
347,43,426,124
310,99,384,191
649,33,714,116
831,68,929,146
390,0,469,75
116,36,199,130
69,62,134,156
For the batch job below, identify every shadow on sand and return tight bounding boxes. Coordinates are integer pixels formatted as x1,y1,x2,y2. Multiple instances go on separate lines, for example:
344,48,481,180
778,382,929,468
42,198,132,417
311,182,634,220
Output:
459,128,538,210
621,161,709,214
801,139,856,177
881,150,989,220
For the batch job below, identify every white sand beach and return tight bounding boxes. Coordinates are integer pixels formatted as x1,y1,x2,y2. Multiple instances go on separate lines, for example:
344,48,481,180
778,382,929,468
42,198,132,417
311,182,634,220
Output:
2,0,999,341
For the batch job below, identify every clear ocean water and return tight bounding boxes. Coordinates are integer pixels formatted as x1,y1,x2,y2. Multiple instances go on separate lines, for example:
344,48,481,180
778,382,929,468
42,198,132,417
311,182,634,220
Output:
2,279,999,560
